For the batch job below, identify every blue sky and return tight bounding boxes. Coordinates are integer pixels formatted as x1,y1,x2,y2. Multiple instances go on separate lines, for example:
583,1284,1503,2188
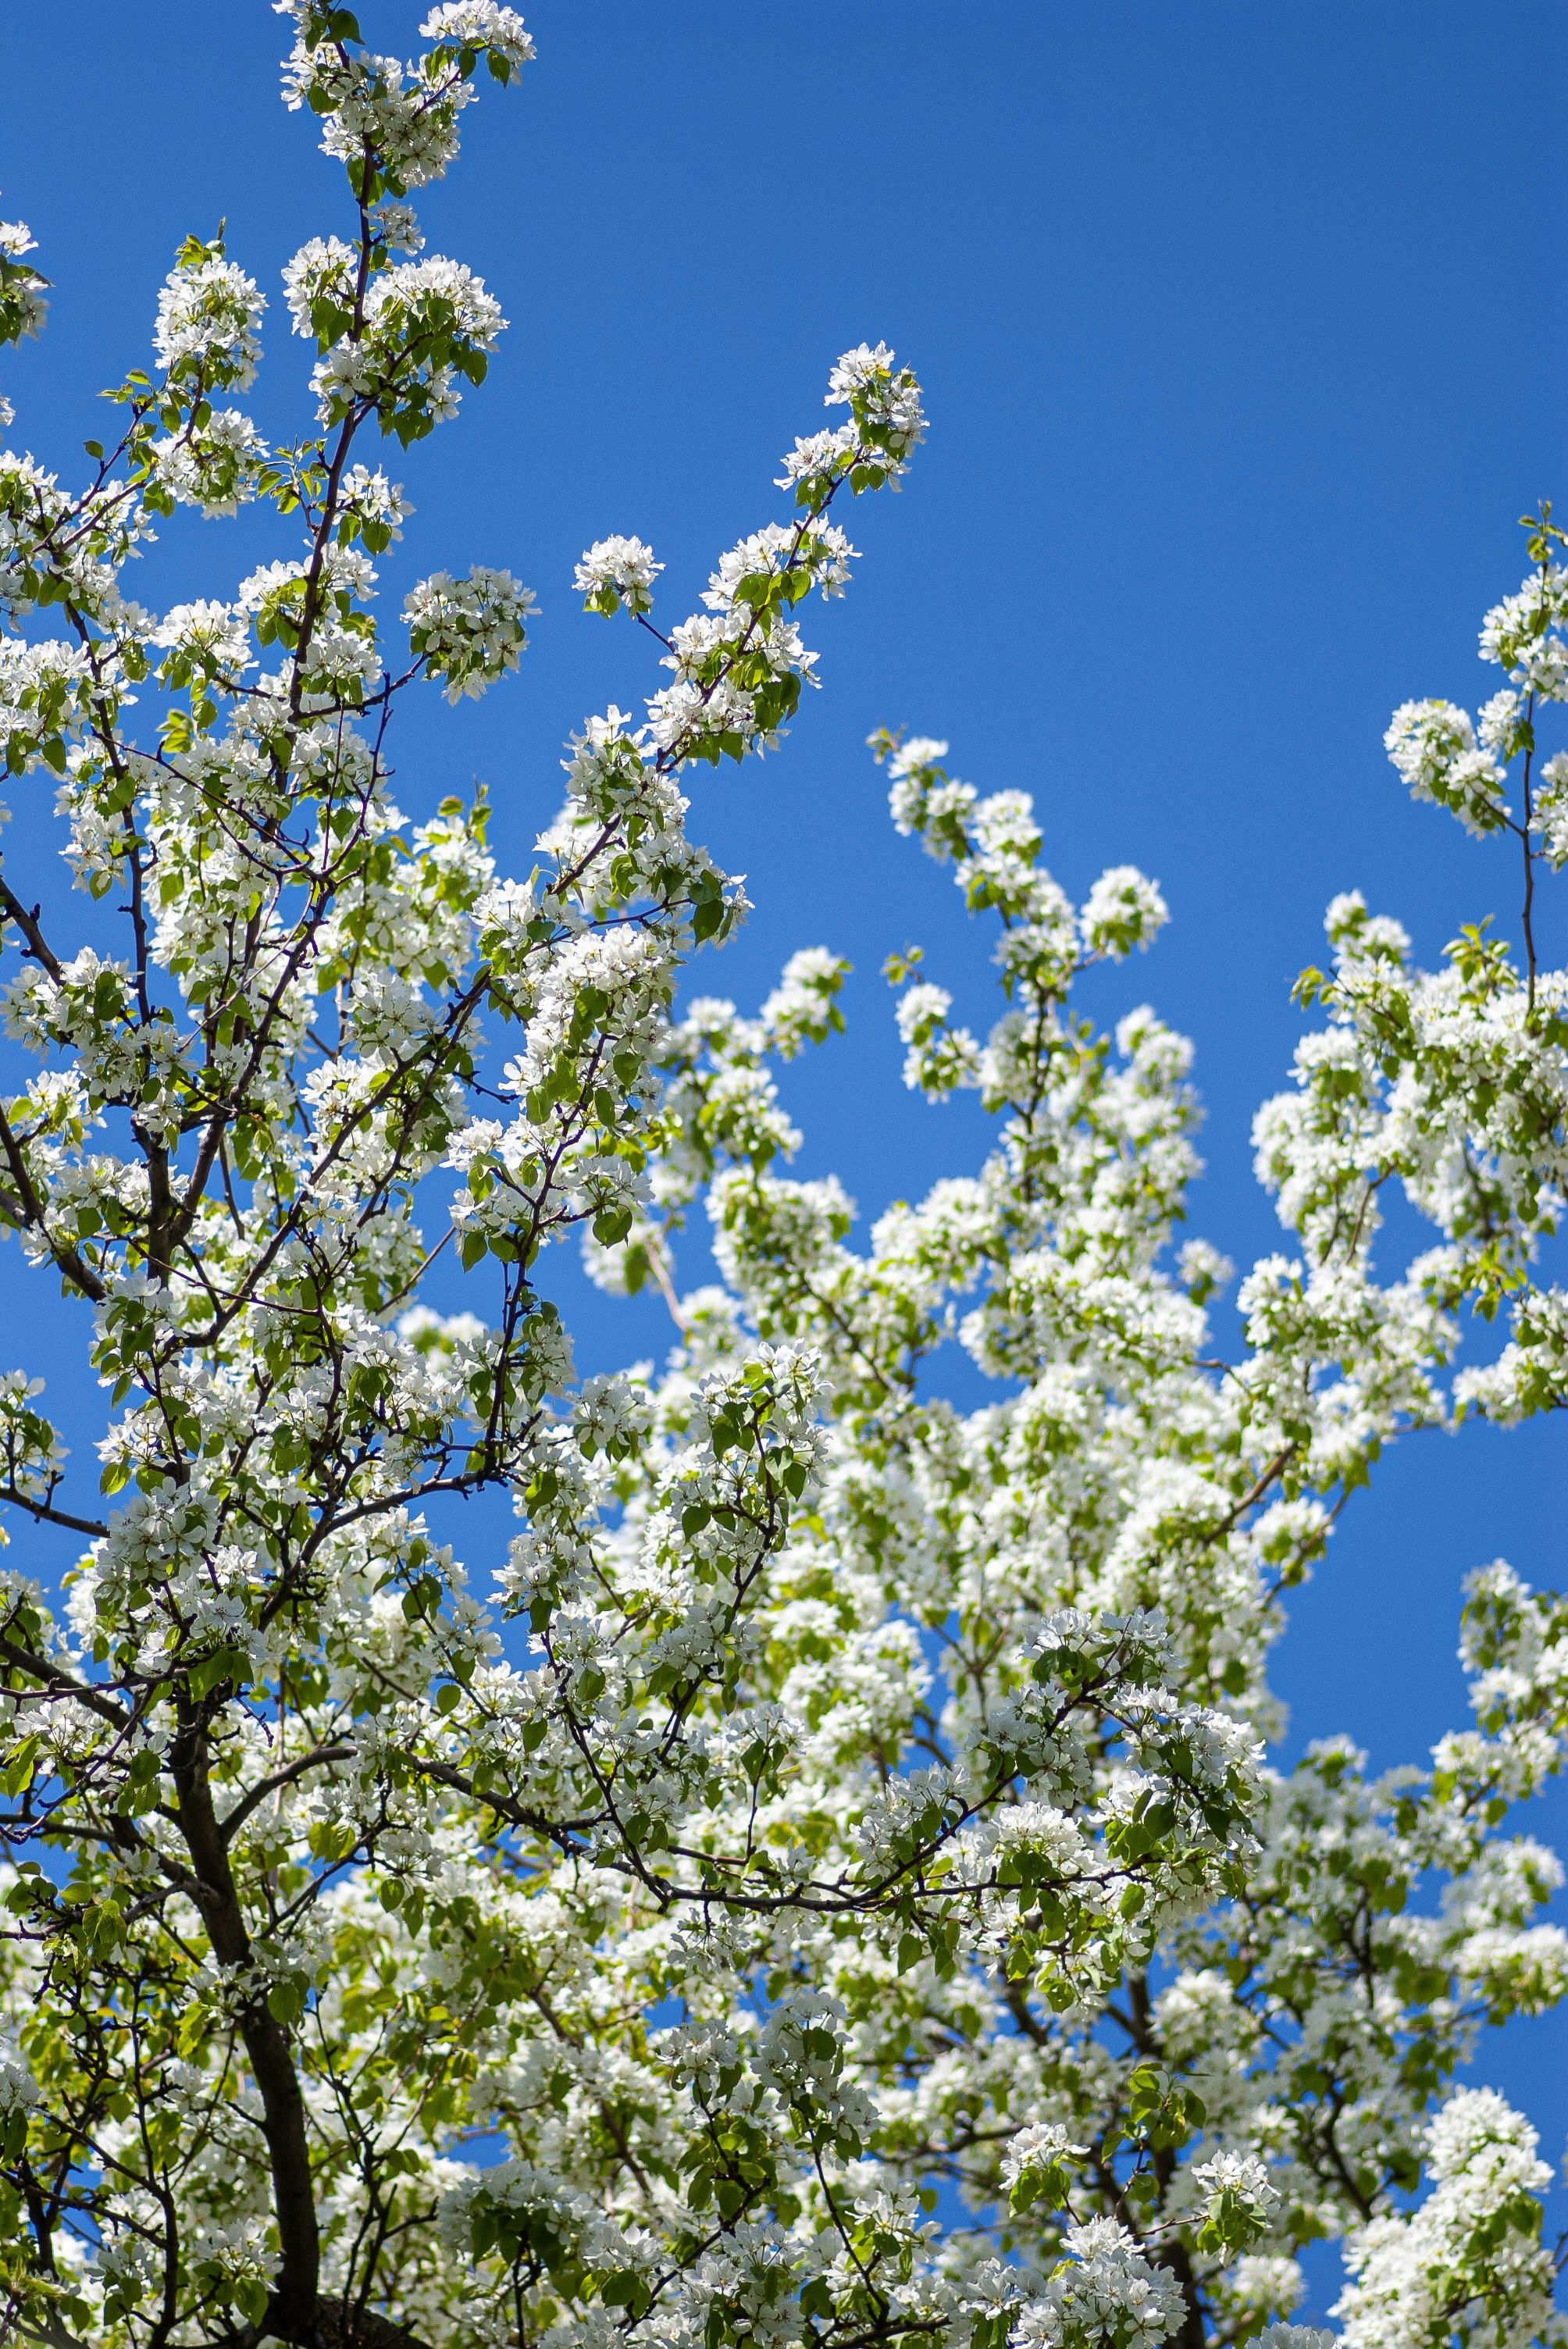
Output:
1,0,1565,2259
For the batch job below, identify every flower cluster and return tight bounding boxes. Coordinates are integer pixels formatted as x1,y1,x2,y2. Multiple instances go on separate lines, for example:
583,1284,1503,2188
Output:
152,236,265,390
1384,697,1509,836
404,563,534,699
573,533,663,617
1335,2092,1558,2349
0,219,48,399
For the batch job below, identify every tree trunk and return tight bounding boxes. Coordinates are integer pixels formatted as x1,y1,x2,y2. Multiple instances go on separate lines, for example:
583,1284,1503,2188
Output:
214,2302,433,2348
169,1710,323,2341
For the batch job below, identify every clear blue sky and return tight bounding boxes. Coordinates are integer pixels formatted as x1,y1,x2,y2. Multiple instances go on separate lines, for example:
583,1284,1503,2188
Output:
1,0,1565,2251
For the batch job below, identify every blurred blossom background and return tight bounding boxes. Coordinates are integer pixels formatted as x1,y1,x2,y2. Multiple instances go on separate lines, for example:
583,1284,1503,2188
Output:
0,0,1563,2283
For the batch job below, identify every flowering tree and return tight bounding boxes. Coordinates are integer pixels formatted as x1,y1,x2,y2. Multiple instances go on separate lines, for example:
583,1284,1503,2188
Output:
0,8,1564,2349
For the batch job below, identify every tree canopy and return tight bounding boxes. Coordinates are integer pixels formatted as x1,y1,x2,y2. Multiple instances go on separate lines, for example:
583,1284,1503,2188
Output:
0,9,1564,2349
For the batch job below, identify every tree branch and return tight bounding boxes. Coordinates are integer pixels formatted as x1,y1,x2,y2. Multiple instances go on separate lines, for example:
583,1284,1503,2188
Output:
219,1744,357,1845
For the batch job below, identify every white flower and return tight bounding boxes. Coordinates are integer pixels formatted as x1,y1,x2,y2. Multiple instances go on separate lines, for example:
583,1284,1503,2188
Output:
1191,2148,1281,2248
150,600,250,676
573,534,663,618
1002,2119,1088,2213
1384,698,1509,836
370,201,425,255
1014,2218,1187,2349
405,565,534,700
1080,864,1168,959
1536,747,1568,868
0,2031,39,2113
149,408,267,517
825,339,926,454
1335,2091,1555,2349
0,216,48,345
420,2,536,73
153,251,264,390
280,234,357,338
369,254,504,348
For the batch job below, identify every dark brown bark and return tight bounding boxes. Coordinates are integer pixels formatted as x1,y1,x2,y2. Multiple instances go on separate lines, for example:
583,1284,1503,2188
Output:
169,1711,321,2340
213,2301,432,2348
1154,2234,1209,2349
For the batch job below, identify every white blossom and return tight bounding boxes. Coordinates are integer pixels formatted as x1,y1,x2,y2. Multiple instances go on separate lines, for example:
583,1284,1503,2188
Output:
573,533,663,618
